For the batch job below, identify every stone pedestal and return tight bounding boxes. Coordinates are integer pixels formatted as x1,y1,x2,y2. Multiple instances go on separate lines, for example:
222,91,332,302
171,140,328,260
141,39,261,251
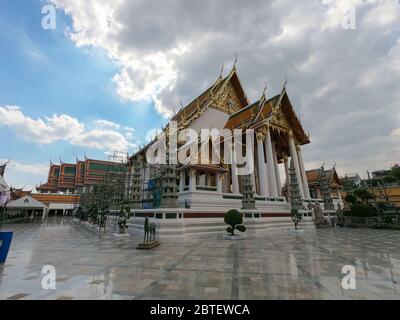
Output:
136,240,160,249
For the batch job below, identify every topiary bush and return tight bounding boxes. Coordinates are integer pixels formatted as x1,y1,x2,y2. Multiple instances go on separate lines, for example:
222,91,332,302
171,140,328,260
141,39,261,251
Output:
350,203,377,217
224,209,246,235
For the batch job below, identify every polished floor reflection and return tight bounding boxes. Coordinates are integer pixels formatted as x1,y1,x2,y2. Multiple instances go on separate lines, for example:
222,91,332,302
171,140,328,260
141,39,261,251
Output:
1,218,400,300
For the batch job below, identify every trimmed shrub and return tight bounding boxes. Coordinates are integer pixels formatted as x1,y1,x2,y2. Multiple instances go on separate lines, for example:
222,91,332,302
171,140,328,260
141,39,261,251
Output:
224,209,246,235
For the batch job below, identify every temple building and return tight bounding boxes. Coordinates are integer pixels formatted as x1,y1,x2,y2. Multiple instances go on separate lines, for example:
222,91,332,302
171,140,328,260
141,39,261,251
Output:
37,158,112,195
306,167,344,210
126,65,319,235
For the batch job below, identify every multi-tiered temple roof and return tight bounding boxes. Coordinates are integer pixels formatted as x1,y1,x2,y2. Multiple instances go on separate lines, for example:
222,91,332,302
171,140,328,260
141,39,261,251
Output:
37,158,114,194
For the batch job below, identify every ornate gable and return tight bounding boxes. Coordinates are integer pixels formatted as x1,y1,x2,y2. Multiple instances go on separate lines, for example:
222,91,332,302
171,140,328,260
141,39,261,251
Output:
269,104,292,133
210,80,244,114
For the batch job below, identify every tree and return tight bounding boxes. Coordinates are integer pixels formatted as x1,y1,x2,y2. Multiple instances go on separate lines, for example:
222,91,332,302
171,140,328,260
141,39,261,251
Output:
389,164,400,182
344,194,357,205
224,209,246,235
291,208,303,230
353,188,374,204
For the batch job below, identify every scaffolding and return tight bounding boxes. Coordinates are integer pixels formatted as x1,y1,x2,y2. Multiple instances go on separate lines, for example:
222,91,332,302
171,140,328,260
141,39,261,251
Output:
130,162,178,210
77,150,180,230
78,151,130,231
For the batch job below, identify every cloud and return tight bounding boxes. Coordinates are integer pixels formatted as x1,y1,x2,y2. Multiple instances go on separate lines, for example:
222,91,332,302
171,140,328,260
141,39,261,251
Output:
0,159,49,190
0,105,138,153
93,119,121,130
0,159,49,176
50,0,400,176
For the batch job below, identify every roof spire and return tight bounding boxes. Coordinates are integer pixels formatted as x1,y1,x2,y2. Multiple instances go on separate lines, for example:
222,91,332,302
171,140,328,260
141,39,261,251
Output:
233,52,238,70
283,75,288,91
219,63,224,78
261,81,267,98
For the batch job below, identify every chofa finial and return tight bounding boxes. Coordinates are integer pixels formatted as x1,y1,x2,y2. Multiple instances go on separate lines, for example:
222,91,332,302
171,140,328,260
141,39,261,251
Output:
262,81,267,97
219,63,224,78
233,52,238,69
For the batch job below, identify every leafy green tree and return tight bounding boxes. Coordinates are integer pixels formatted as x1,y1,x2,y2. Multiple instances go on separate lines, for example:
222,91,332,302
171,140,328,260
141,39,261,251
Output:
353,188,374,204
224,209,246,235
388,164,400,183
344,194,357,205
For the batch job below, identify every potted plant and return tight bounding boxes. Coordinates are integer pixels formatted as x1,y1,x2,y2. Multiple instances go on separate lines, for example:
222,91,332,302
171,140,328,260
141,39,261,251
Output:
224,209,246,238
0,205,13,264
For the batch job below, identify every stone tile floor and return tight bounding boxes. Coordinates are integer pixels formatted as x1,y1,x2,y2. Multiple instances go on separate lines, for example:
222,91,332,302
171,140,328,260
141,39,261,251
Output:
1,217,400,300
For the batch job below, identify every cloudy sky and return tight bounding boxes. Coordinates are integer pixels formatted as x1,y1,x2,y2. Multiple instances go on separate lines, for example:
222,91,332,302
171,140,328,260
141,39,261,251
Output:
0,0,399,189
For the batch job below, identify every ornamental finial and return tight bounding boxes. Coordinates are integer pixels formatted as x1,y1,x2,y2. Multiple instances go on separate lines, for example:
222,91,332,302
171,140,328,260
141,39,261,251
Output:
262,81,267,98
219,63,224,78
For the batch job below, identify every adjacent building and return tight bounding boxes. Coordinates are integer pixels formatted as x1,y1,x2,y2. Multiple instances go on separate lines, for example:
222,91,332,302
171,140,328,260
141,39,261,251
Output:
37,158,112,195
306,167,344,209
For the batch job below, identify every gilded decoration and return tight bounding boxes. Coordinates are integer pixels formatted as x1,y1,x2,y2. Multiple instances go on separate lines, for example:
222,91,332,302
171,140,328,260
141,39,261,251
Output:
211,82,242,114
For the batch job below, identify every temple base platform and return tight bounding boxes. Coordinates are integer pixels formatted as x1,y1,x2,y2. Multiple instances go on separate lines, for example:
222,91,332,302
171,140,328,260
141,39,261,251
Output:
128,208,315,238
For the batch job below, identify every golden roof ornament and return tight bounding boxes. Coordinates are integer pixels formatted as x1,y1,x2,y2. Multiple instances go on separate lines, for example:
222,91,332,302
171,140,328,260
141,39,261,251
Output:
219,63,224,79
233,52,238,70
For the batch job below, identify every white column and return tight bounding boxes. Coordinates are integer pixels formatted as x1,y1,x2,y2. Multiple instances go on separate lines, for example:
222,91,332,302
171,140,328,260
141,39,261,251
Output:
257,134,267,196
272,142,282,196
284,157,290,197
248,132,256,193
264,163,270,196
231,146,240,194
216,173,222,193
189,168,196,192
288,132,304,198
179,170,185,192
297,146,311,199
265,126,278,197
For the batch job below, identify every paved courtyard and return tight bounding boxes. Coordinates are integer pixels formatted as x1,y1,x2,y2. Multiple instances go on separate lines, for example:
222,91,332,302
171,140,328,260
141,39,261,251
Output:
1,217,400,300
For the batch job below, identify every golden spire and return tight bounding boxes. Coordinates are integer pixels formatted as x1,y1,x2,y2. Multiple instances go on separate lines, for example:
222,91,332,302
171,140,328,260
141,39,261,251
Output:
233,52,238,70
260,81,267,102
219,63,224,79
